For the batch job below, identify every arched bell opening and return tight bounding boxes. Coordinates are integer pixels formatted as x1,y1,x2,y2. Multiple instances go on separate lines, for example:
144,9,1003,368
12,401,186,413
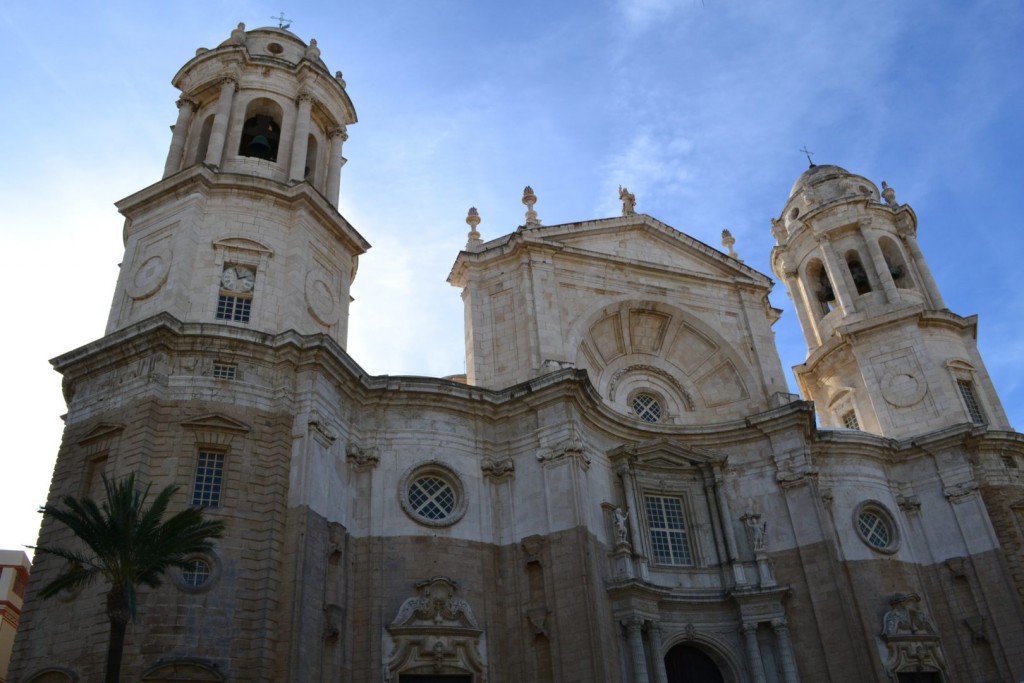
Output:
879,236,913,290
845,249,872,295
804,258,835,318
665,643,726,683
238,98,284,162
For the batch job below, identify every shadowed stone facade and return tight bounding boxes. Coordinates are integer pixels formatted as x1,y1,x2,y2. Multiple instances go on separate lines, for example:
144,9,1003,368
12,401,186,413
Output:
10,25,1024,683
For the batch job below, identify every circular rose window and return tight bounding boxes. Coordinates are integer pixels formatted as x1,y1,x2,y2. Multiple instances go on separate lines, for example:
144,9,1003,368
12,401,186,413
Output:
400,463,467,527
854,502,899,554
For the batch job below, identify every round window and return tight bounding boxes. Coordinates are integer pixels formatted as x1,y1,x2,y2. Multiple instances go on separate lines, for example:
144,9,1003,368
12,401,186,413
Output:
854,502,899,553
182,558,212,587
178,555,218,592
400,463,467,527
631,393,663,423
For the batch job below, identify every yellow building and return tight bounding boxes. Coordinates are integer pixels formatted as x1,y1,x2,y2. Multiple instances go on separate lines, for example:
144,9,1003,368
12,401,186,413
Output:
0,551,30,683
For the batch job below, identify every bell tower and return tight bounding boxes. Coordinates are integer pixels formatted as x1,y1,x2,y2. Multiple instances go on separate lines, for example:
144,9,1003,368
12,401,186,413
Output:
771,164,1009,438
106,24,367,347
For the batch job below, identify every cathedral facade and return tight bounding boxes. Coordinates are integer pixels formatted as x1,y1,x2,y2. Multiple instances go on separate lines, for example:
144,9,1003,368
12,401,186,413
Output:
11,25,1024,683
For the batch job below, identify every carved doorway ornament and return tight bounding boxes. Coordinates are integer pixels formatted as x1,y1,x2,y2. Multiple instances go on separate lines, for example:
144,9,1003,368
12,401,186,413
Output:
384,577,486,682
879,593,947,683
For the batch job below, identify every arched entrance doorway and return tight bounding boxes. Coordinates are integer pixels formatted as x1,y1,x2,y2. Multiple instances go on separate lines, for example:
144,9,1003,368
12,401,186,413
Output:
665,643,725,683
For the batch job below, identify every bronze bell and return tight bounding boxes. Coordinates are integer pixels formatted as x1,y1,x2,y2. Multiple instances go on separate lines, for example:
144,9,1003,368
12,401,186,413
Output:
247,135,272,160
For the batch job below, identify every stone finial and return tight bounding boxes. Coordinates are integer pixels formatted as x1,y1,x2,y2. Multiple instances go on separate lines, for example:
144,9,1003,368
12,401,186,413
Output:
305,38,321,61
230,22,247,46
881,181,897,206
465,207,482,248
522,186,541,228
721,229,739,259
618,186,636,216
334,70,347,88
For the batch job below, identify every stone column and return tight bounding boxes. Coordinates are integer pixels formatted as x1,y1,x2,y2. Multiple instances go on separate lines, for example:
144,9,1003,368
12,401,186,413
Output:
819,241,855,315
772,618,800,683
325,125,348,206
288,93,314,182
713,471,746,587
204,77,237,167
163,97,196,178
901,231,945,309
624,618,650,683
783,270,821,348
648,621,669,683
862,225,898,303
741,621,768,683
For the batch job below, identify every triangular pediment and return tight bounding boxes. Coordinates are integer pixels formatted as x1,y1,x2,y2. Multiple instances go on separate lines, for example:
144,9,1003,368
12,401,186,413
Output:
77,423,125,446
527,215,769,284
607,438,725,469
181,414,251,434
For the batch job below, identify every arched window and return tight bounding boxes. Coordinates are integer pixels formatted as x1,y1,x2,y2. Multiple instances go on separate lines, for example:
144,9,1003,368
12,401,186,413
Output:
845,250,872,295
238,98,284,162
879,236,912,290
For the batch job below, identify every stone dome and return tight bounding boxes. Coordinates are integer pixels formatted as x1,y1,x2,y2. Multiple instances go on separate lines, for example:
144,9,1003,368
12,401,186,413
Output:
788,164,853,199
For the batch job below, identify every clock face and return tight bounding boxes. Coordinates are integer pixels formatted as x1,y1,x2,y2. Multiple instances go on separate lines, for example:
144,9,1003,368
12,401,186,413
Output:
220,265,255,293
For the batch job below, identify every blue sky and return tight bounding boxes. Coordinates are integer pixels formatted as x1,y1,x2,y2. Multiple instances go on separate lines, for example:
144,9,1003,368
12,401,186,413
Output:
1,1,1022,550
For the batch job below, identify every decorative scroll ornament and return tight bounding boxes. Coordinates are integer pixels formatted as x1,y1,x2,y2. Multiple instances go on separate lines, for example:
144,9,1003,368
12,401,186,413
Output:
481,455,514,481
385,577,485,681
345,443,379,470
537,425,590,469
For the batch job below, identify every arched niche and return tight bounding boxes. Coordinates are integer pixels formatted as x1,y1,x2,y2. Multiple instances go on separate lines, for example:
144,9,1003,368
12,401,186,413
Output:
141,659,224,682
305,133,320,183
26,669,78,683
570,300,757,424
189,112,215,167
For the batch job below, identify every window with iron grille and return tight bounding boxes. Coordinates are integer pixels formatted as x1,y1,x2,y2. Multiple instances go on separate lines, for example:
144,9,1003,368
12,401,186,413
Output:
408,476,456,521
957,380,985,424
854,503,899,553
631,393,662,423
842,410,860,430
644,495,693,565
212,363,237,380
399,463,468,528
192,450,225,508
216,294,252,323
181,558,212,587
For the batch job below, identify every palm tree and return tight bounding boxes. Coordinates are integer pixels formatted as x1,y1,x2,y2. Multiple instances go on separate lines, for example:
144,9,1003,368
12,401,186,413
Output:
35,473,225,683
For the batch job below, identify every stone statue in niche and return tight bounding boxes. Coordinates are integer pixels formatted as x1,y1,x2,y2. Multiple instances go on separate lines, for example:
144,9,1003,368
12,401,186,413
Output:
613,507,630,545
742,511,767,553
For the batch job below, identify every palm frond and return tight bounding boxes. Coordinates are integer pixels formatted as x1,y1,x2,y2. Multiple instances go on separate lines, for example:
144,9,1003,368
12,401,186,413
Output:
36,472,226,612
